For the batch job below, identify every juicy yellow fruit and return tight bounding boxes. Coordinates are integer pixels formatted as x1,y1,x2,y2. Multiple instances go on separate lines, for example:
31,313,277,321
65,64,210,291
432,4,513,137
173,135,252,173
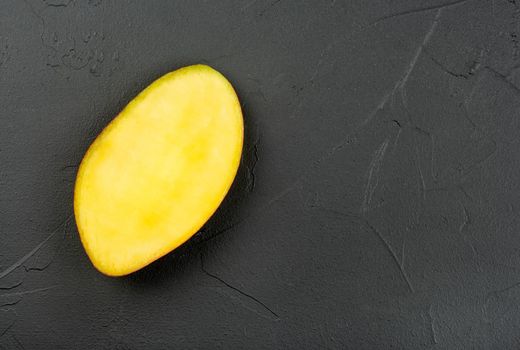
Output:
74,65,243,276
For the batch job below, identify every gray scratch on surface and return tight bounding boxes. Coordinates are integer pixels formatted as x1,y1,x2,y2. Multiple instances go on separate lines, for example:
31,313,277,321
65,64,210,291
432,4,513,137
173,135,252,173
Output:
0,215,72,280
0,234,57,280
428,305,439,344
401,240,406,267
413,125,437,183
426,51,469,79
459,204,470,235
266,182,299,207
24,216,71,272
392,127,402,154
399,79,412,114
0,286,58,298
485,280,520,322
459,203,481,272
13,335,25,350
311,9,442,167
365,221,415,293
200,253,280,321
372,0,472,25
461,105,480,132
485,65,520,95
361,138,390,213
488,281,520,298
24,260,53,272
413,139,427,201
319,208,415,293
0,320,15,338
397,9,442,94
0,282,22,291
378,8,442,127
392,121,403,147
359,92,393,129
0,298,22,308
44,0,74,7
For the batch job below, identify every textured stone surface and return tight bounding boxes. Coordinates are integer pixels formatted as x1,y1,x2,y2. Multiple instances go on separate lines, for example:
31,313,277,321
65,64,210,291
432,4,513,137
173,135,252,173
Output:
0,0,519,348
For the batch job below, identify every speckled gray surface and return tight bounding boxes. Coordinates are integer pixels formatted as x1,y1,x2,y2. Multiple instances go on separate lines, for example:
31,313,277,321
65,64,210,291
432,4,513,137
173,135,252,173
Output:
1,0,519,348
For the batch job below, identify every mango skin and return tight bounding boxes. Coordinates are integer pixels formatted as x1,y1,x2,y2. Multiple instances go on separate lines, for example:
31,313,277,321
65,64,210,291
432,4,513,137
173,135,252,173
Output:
74,65,243,276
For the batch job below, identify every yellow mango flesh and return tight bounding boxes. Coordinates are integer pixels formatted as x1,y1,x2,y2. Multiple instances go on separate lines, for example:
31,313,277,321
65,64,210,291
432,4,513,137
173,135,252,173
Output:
74,65,243,276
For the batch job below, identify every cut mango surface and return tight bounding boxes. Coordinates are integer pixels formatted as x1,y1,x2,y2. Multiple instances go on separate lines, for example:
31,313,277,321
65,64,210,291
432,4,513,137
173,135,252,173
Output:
74,65,243,276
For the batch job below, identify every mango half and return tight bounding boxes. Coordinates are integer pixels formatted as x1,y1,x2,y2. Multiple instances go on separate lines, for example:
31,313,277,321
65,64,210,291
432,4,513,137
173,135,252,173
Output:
74,65,243,276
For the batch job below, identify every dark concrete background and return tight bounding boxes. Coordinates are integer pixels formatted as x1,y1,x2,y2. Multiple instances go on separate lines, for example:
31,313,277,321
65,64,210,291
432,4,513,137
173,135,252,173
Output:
0,0,519,348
